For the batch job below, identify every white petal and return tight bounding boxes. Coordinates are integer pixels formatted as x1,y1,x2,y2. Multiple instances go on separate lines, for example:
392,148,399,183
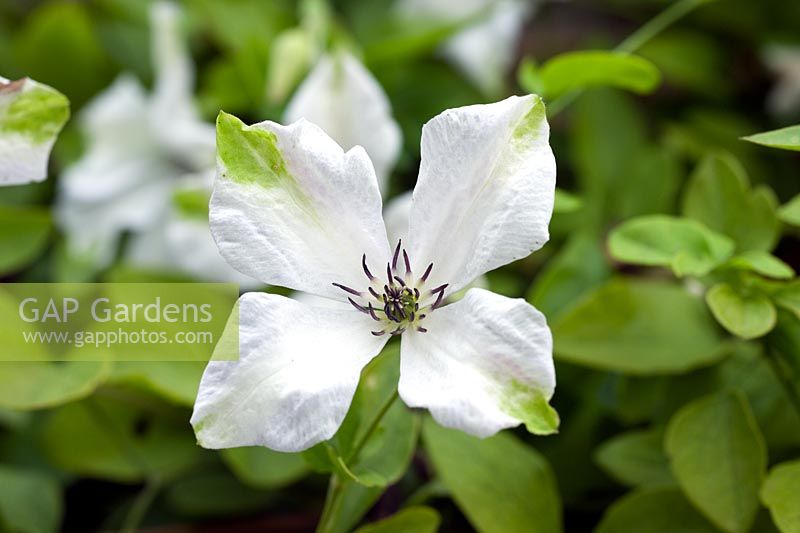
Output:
0,77,69,185
148,1,216,169
191,292,388,452
211,113,391,298
165,215,262,288
383,191,412,245
442,0,533,95
57,167,173,269
284,53,402,192
398,288,557,437
407,94,555,292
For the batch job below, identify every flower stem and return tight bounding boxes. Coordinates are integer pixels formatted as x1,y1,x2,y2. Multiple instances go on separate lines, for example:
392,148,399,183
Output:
548,0,716,116
764,346,800,420
347,389,399,464
316,388,400,532
317,475,344,533
121,478,161,533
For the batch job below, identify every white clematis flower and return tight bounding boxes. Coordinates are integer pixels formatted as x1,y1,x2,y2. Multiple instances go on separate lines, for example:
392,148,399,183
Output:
192,94,558,452
764,45,800,116
55,2,254,286
0,76,69,186
284,52,402,193
396,0,534,95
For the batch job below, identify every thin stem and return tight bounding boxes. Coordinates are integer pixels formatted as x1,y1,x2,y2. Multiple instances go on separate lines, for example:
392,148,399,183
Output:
347,389,399,464
120,478,161,533
616,0,715,53
765,347,800,419
548,0,716,116
316,475,344,533
316,388,399,532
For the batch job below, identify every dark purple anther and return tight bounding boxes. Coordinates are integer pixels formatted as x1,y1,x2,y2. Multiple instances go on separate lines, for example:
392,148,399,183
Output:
333,283,362,297
348,298,368,314
420,263,434,283
392,240,402,269
362,254,375,281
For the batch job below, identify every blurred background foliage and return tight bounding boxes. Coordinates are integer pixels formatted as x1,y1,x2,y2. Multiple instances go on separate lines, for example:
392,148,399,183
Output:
1,0,800,531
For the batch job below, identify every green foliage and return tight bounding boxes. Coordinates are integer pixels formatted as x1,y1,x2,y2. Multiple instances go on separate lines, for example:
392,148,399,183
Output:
665,391,767,533
608,215,735,277
594,428,674,487
705,283,777,339
595,487,717,533
761,460,800,533
527,232,611,319
0,466,62,533
682,153,780,252
742,125,800,152
532,51,661,100
779,194,800,226
725,251,794,280
423,418,562,533
552,279,727,374
0,206,51,276
354,507,441,533
221,446,309,489
40,396,202,483
11,2,112,106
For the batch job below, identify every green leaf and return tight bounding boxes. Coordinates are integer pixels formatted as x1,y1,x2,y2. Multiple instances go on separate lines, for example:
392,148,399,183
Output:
665,391,767,533
221,446,309,489
682,153,780,252
706,283,777,339
304,346,419,488
422,418,562,533
318,478,384,533
265,28,313,105
108,361,205,407
0,206,51,276
0,289,109,409
552,279,727,374
608,215,735,277
779,194,800,226
595,429,674,487
596,487,717,533
771,281,800,320
539,51,661,99
724,251,794,279
517,58,544,95
40,396,203,483
0,466,62,533
571,90,679,225
761,459,800,533
553,188,582,214
742,125,800,151
13,2,112,106
172,188,210,220
527,232,611,319
164,469,274,518
354,507,441,533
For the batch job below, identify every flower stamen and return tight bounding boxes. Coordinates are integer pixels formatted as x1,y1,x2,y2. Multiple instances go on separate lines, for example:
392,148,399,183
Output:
333,240,449,335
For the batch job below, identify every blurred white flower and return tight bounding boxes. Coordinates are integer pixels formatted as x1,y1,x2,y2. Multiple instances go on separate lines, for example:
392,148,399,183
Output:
764,45,800,116
55,2,256,286
284,52,402,193
192,94,558,452
396,0,534,95
0,76,69,186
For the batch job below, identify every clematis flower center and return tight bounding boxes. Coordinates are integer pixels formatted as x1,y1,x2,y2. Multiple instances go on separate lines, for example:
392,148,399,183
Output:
333,240,448,336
